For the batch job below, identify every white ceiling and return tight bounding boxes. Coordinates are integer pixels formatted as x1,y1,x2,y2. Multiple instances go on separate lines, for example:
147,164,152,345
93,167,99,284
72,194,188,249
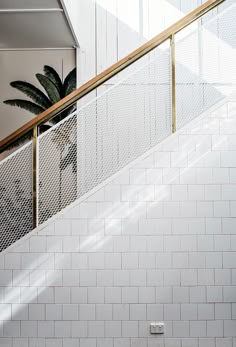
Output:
0,0,62,9
0,0,77,49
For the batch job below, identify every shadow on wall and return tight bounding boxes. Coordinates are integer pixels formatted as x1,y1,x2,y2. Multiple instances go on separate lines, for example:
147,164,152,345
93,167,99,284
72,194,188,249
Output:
1,1,235,258
0,99,236,334
36,1,235,229
166,0,235,43
78,0,217,83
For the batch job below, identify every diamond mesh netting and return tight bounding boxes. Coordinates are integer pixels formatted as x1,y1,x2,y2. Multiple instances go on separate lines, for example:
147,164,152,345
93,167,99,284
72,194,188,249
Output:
175,3,236,129
1,0,235,250
0,142,33,252
38,47,172,224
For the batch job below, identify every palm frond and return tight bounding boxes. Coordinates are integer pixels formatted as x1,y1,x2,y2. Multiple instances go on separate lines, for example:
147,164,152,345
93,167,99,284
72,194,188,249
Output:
43,65,63,96
63,67,76,96
51,104,76,124
4,99,45,115
38,124,52,135
36,74,61,104
9,81,51,109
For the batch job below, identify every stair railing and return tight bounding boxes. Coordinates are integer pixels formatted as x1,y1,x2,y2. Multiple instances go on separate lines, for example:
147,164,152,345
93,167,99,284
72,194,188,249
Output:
1,0,234,252
0,0,225,152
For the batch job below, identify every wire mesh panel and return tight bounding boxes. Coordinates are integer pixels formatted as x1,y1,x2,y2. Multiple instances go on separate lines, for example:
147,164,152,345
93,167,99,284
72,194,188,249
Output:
1,2,234,244
175,3,236,129
38,47,171,224
0,142,33,252
38,116,77,224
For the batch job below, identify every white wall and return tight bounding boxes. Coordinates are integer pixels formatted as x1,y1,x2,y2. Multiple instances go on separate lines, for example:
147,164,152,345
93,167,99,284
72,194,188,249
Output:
0,49,76,141
1,97,236,347
1,2,236,346
1,0,233,142
63,0,218,86
1,1,232,142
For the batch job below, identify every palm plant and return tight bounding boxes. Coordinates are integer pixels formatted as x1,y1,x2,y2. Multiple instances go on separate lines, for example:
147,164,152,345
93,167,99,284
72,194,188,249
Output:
4,65,76,125
4,65,77,165
3,65,78,224
4,65,77,187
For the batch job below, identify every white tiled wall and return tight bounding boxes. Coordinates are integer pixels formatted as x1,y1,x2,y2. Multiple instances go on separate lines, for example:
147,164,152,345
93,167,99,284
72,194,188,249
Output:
1,100,236,347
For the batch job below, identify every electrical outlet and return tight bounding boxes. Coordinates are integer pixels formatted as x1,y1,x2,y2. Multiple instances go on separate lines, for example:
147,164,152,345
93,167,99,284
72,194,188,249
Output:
150,322,165,334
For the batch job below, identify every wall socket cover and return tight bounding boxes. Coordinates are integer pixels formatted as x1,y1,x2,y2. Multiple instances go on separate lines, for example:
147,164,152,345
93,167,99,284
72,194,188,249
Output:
150,322,165,334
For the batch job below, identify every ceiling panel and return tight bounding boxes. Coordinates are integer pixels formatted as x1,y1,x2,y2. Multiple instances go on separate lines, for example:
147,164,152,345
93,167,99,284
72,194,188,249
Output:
0,0,62,9
0,12,76,48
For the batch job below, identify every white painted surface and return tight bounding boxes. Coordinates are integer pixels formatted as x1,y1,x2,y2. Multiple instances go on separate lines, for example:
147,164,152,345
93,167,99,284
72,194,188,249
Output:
1,1,236,346
1,0,233,141
0,0,77,49
1,97,236,346
63,0,232,86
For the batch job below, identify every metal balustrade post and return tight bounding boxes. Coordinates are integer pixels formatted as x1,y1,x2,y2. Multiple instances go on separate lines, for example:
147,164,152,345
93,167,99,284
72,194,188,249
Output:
171,34,177,133
32,126,38,228
0,0,225,153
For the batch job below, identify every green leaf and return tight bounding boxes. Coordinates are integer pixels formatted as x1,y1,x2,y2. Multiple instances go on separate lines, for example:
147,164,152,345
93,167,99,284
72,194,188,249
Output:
36,73,61,104
51,104,76,124
9,81,51,109
4,99,45,114
43,65,63,96
63,67,76,96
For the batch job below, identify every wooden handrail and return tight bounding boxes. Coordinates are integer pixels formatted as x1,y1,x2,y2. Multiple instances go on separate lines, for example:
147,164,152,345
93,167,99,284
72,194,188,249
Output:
0,0,225,152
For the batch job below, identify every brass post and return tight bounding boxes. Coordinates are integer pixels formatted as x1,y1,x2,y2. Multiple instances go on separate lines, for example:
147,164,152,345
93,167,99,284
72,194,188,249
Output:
171,34,176,133
32,126,38,229
0,0,225,153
